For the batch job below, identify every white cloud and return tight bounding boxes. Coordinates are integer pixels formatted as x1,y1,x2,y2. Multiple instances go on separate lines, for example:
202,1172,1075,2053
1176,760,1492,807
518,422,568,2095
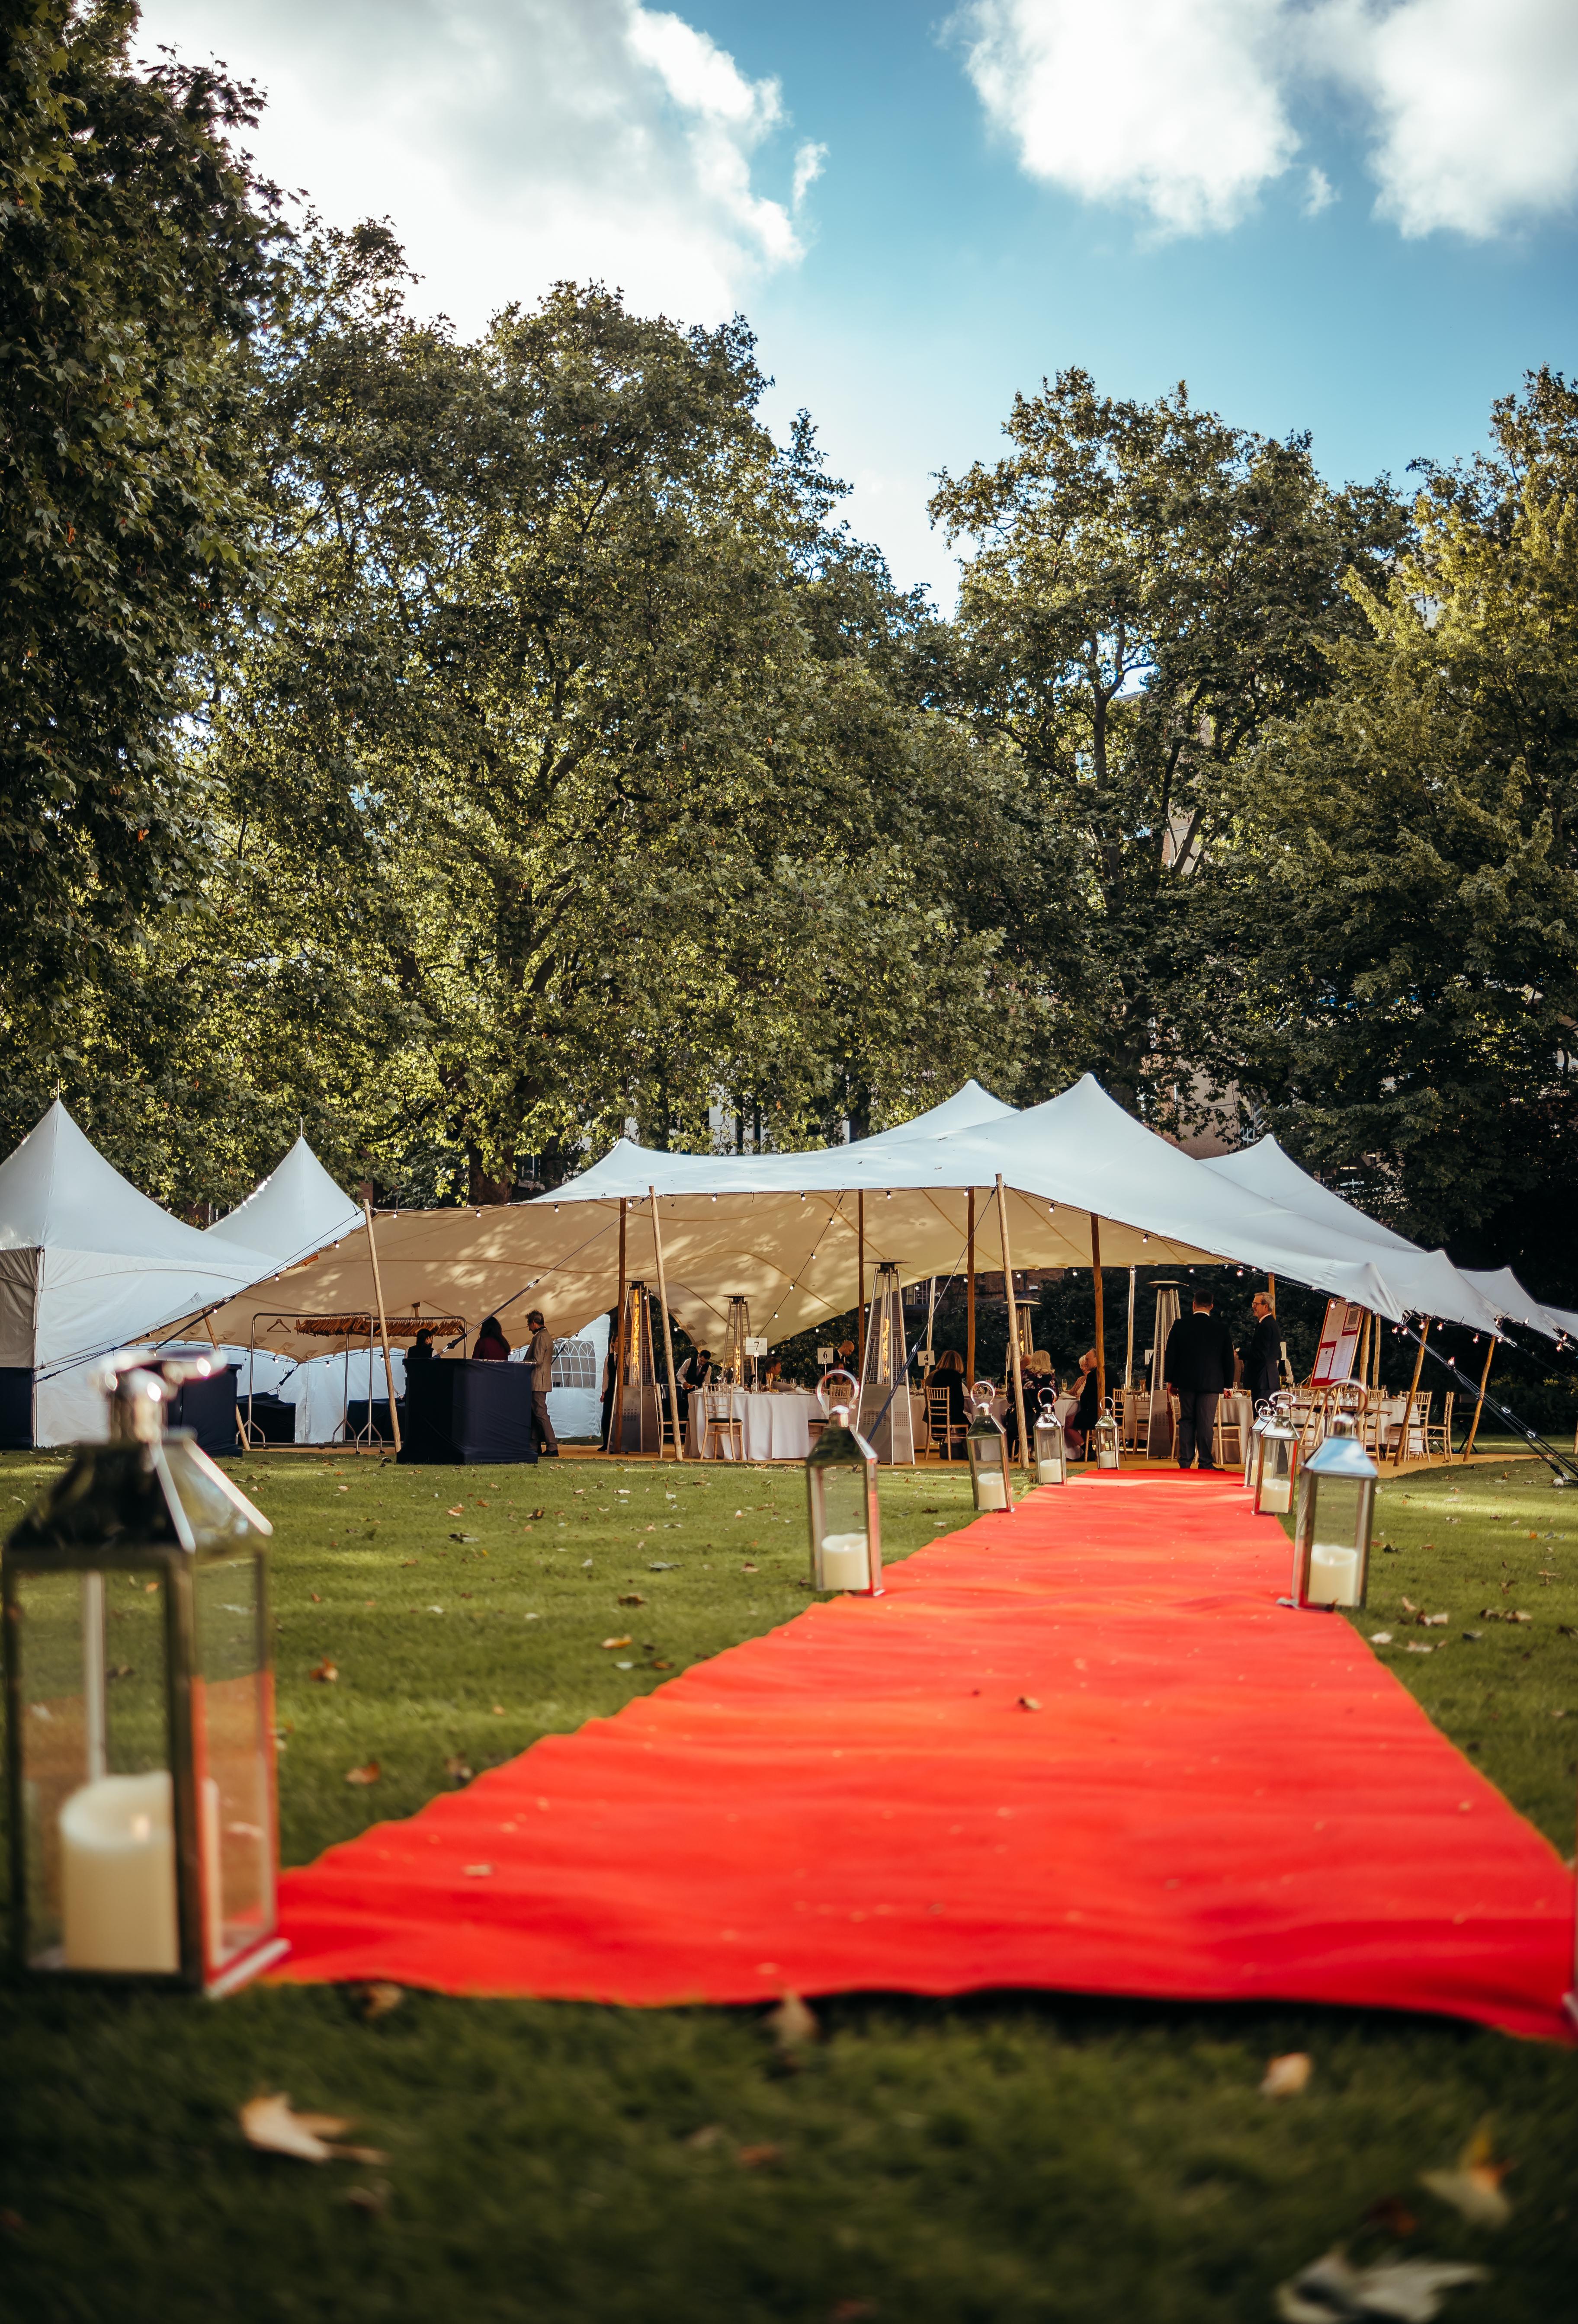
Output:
1315,0,1578,238
135,0,818,329
954,0,1578,240
955,0,1299,234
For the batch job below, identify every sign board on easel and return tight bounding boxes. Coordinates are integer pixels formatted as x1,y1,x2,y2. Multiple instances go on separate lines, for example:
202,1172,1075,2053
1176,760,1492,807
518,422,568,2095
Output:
1310,1299,1365,1386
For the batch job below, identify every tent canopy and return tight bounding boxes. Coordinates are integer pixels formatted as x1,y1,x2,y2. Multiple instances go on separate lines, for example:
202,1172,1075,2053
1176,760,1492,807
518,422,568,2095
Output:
206,1135,364,1274
195,1075,1506,1355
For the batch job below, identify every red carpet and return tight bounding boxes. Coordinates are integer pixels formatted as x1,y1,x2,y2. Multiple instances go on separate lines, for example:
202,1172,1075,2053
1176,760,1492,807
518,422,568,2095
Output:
274,1473,1576,2040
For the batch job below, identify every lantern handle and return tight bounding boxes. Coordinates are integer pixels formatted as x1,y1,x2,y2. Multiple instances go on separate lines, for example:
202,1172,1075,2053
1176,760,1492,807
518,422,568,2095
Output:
817,1368,860,1422
969,1381,997,1412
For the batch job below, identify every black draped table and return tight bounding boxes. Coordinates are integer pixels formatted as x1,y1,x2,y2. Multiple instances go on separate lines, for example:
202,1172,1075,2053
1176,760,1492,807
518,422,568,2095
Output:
398,1360,538,1466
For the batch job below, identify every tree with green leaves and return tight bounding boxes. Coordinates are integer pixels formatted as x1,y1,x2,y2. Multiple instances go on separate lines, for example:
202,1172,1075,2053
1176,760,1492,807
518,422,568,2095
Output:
0,0,280,1108
1226,368,1578,1257
929,369,1405,1126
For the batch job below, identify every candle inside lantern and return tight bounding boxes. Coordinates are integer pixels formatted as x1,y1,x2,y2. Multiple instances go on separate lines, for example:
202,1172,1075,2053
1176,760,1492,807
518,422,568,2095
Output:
1307,1541,1360,1606
819,1532,870,1590
61,1771,178,1972
975,1472,1008,1511
60,1769,223,1972
1259,1473,1293,1514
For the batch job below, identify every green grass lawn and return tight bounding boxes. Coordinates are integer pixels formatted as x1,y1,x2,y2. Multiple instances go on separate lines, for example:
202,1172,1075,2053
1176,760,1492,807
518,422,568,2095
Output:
0,1445,1575,2324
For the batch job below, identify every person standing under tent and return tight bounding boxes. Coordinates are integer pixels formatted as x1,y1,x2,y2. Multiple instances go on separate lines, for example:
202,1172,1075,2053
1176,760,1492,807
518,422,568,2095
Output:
1068,1348,1100,1457
407,1328,435,1367
1164,1288,1236,1470
474,1315,510,1362
525,1307,558,1457
1242,1291,1281,1406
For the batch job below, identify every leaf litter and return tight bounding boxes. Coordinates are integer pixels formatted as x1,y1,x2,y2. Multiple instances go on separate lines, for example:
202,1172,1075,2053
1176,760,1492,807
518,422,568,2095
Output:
240,2093,387,2167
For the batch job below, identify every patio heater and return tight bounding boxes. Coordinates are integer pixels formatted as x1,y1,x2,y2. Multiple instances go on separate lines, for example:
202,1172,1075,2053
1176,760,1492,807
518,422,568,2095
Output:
1146,1281,1182,1456
1285,1414,1377,1610
3,1356,284,1994
859,1260,915,1465
1254,1397,1298,1515
805,1370,882,1594
1032,1390,1068,1486
966,1383,1014,1514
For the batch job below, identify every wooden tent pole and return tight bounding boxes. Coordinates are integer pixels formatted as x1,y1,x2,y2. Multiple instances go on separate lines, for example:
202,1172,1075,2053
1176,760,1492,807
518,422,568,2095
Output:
649,1188,684,1463
1356,1308,1371,1392
1394,1319,1430,1467
856,1191,866,1374
609,1197,628,1456
966,1190,977,1382
997,1177,1030,1481
1091,1216,1106,1409
1463,1335,1495,1460
362,1199,401,1457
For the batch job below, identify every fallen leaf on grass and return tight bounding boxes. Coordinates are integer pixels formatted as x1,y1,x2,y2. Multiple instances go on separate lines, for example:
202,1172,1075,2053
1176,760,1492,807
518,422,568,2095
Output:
529,1506,545,1519
1260,2052,1312,2098
741,1561,758,1572
650,1560,676,1570
310,1591,322,1604
685,2124,727,2150
1274,2252,1486,2323
444,1755,473,1785
1420,2126,1513,2228
310,1659,338,1683
446,1505,464,1515
618,1593,646,1607
1363,2196,1418,2238
601,1634,632,1650
344,1761,380,1786
359,1982,404,2021
344,2181,389,2214
764,1992,818,2050
651,1659,674,1670
491,1704,506,1715
239,2094,387,2167
737,2143,783,2170
1370,1632,1394,1645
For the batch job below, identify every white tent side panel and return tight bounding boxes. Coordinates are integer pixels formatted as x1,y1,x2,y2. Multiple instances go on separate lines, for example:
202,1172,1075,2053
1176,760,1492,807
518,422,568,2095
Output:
0,1247,41,1367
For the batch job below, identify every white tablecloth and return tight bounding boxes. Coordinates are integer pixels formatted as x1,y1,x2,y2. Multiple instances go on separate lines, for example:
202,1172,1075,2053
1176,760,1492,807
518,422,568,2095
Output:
689,1389,820,1461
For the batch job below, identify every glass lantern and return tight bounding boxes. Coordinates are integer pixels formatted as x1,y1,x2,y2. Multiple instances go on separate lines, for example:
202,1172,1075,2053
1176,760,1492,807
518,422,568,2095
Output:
1243,1400,1272,1490
966,1384,1014,1514
1032,1393,1067,1486
1092,1400,1121,1471
1254,1398,1298,1515
805,1370,882,1594
1289,1415,1376,1610
3,1357,283,1994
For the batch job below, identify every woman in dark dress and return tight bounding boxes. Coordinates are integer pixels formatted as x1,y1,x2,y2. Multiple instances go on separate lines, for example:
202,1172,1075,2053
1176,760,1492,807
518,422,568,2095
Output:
474,1315,510,1362
1068,1348,1101,1456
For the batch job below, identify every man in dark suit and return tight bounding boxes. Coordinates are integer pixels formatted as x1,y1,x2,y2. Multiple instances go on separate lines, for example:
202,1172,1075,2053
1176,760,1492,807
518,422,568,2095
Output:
1164,1288,1237,1470
1242,1291,1282,1406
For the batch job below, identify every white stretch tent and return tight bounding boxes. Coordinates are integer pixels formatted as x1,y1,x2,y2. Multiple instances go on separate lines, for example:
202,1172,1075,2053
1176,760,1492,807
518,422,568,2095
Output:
195,1075,1506,1357
1200,1135,1504,1337
0,1104,277,1445
205,1136,364,1273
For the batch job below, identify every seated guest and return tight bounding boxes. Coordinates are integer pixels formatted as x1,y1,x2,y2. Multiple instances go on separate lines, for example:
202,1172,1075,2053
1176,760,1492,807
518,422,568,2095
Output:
925,1347,967,1458
474,1314,510,1362
1006,1349,1056,1455
1068,1349,1100,1456
407,1328,435,1366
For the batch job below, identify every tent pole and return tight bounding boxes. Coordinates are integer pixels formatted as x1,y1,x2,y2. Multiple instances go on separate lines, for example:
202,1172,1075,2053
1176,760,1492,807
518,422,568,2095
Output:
1394,1319,1430,1467
1091,1216,1106,1410
856,1191,866,1374
1125,1266,1136,1392
926,1274,937,1361
997,1176,1030,1483
966,1190,977,1382
1463,1335,1495,1460
648,1188,684,1463
362,1199,401,1457
1356,1307,1371,1393
609,1198,628,1456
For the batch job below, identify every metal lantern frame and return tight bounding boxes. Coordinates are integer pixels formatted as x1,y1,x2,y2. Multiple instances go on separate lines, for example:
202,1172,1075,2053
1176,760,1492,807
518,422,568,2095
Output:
3,1359,283,1995
1254,1398,1299,1515
966,1383,1015,1515
1032,1391,1067,1487
1243,1399,1273,1490
1092,1399,1122,1471
805,1370,882,1595
1287,1415,1377,1612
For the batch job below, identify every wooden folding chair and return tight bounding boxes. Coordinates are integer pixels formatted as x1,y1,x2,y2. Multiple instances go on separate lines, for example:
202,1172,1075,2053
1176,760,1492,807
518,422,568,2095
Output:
926,1385,965,1461
701,1386,744,1462
1423,1391,1454,1460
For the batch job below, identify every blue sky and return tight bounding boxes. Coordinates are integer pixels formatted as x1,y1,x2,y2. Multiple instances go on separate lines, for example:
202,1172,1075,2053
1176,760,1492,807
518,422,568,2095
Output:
140,0,1578,602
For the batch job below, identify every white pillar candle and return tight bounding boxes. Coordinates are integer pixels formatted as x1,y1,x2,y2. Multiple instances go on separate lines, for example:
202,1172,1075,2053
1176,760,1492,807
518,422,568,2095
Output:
61,1771,178,1972
1307,1541,1360,1607
61,1770,224,1973
974,1471,1008,1511
819,1532,870,1590
1036,1457,1064,1485
1259,1474,1293,1514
